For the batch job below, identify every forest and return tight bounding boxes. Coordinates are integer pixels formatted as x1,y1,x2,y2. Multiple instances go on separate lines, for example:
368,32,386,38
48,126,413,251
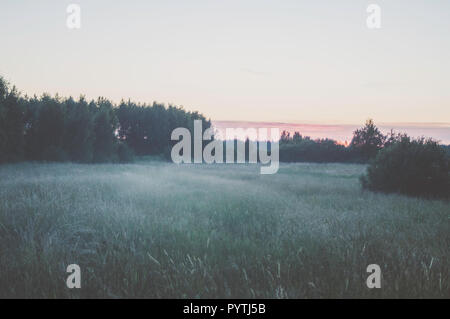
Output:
0,77,211,164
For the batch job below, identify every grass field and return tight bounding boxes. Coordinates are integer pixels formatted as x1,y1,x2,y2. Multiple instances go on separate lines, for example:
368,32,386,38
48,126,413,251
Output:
0,161,448,298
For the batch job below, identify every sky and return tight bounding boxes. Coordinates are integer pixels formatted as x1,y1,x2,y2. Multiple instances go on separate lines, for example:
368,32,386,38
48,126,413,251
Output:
1,0,449,129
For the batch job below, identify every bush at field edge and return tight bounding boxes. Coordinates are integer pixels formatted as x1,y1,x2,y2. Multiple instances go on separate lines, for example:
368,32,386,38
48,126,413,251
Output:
361,137,450,199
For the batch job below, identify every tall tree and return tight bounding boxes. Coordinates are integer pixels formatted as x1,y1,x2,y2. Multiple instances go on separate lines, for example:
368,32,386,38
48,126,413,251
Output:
350,119,385,161
63,97,95,162
29,95,67,161
92,98,117,162
0,78,24,162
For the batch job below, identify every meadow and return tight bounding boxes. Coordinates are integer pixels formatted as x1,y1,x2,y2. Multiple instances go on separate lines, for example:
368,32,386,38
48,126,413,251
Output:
0,160,448,298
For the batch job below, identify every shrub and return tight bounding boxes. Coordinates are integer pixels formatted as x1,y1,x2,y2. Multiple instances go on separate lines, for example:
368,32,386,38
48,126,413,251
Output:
361,136,450,199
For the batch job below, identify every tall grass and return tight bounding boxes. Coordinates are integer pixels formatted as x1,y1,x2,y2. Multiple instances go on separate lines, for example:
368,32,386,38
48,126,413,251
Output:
0,162,448,298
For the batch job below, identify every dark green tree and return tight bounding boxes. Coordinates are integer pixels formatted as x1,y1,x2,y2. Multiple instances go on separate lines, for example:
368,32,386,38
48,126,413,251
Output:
350,119,385,161
92,98,117,162
0,78,24,163
63,97,95,162
31,95,67,161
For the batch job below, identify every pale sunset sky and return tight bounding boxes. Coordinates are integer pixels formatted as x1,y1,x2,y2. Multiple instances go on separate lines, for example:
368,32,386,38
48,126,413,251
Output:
1,1,449,134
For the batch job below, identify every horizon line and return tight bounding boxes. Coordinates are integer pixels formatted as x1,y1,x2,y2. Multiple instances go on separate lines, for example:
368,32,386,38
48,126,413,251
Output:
213,120,450,128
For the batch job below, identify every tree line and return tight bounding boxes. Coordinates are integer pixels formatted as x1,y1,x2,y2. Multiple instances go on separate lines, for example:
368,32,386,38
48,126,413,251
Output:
279,119,450,163
278,119,449,198
1,76,448,168
0,77,210,164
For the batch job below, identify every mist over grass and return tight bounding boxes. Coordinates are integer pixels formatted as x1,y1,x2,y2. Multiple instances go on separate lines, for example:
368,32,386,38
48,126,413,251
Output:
0,162,448,298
